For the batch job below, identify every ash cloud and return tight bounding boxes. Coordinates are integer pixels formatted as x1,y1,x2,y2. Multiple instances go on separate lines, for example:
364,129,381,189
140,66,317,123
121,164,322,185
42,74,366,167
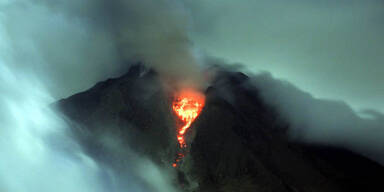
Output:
1,0,203,99
187,0,384,163
204,59,384,165
251,72,384,164
1,0,192,191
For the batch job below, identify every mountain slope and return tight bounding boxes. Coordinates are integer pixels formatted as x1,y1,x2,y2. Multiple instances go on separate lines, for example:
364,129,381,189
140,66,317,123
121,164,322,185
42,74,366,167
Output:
55,64,384,192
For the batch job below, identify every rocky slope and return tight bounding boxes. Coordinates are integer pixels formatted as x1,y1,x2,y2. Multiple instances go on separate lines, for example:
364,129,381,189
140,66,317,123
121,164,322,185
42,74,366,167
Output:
55,64,384,192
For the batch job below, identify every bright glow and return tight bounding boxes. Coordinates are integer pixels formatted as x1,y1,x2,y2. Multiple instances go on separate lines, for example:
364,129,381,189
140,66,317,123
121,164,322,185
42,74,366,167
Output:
172,89,205,148
171,88,205,167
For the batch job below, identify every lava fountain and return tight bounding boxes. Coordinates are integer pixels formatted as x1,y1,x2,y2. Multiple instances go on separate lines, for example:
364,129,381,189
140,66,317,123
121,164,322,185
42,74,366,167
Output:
172,88,205,167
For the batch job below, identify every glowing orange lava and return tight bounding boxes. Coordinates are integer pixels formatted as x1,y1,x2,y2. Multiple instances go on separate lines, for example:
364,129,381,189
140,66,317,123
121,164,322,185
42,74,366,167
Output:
172,89,205,148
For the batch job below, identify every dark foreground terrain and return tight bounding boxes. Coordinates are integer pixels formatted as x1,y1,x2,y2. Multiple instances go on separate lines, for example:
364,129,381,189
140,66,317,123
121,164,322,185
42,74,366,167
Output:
56,64,384,192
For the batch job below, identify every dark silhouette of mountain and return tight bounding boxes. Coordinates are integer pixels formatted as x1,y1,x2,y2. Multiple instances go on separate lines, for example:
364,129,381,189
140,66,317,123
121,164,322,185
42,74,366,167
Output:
55,64,384,192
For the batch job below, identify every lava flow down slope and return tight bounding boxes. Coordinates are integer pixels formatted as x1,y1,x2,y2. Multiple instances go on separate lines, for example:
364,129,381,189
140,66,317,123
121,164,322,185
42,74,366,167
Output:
172,89,205,167
173,89,205,148
55,64,384,192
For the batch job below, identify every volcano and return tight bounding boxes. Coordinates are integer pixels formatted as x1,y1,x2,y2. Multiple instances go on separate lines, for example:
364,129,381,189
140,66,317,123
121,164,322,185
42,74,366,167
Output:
55,64,384,192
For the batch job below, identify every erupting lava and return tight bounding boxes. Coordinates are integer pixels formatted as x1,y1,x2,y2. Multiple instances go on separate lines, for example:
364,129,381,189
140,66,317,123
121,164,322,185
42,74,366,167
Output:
172,88,205,167
172,89,205,148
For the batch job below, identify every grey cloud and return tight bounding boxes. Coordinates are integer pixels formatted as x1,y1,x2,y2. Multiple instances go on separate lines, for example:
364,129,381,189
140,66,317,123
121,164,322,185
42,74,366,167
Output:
1,0,203,99
251,72,384,164
0,62,179,192
0,1,189,191
186,0,384,112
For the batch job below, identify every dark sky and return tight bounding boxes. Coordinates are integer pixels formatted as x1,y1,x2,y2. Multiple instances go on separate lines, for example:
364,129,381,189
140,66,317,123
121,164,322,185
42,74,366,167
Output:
186,0,384,113
2,0,382,113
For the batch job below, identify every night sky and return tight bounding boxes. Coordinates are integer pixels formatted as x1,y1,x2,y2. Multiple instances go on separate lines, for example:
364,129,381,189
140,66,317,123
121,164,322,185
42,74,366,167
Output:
187,0,384,113
2,0,383,112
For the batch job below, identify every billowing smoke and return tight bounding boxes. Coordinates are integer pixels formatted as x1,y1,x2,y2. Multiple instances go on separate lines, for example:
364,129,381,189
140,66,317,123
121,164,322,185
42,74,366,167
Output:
251,72,384,165
1,0,203,100
204,59,384,165
0,63,179,191
0,0,194,191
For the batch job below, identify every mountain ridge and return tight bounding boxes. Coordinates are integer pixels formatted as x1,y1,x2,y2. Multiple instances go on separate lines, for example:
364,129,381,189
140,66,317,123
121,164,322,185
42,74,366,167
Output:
55,64,384,192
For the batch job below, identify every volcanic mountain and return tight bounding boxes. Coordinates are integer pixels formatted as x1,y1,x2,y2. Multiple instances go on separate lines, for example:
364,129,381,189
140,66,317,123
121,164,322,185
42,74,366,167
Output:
55,64,384,192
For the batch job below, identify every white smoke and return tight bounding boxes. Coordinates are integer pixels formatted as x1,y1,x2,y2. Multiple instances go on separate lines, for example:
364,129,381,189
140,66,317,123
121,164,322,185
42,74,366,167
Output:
0,62,101,191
